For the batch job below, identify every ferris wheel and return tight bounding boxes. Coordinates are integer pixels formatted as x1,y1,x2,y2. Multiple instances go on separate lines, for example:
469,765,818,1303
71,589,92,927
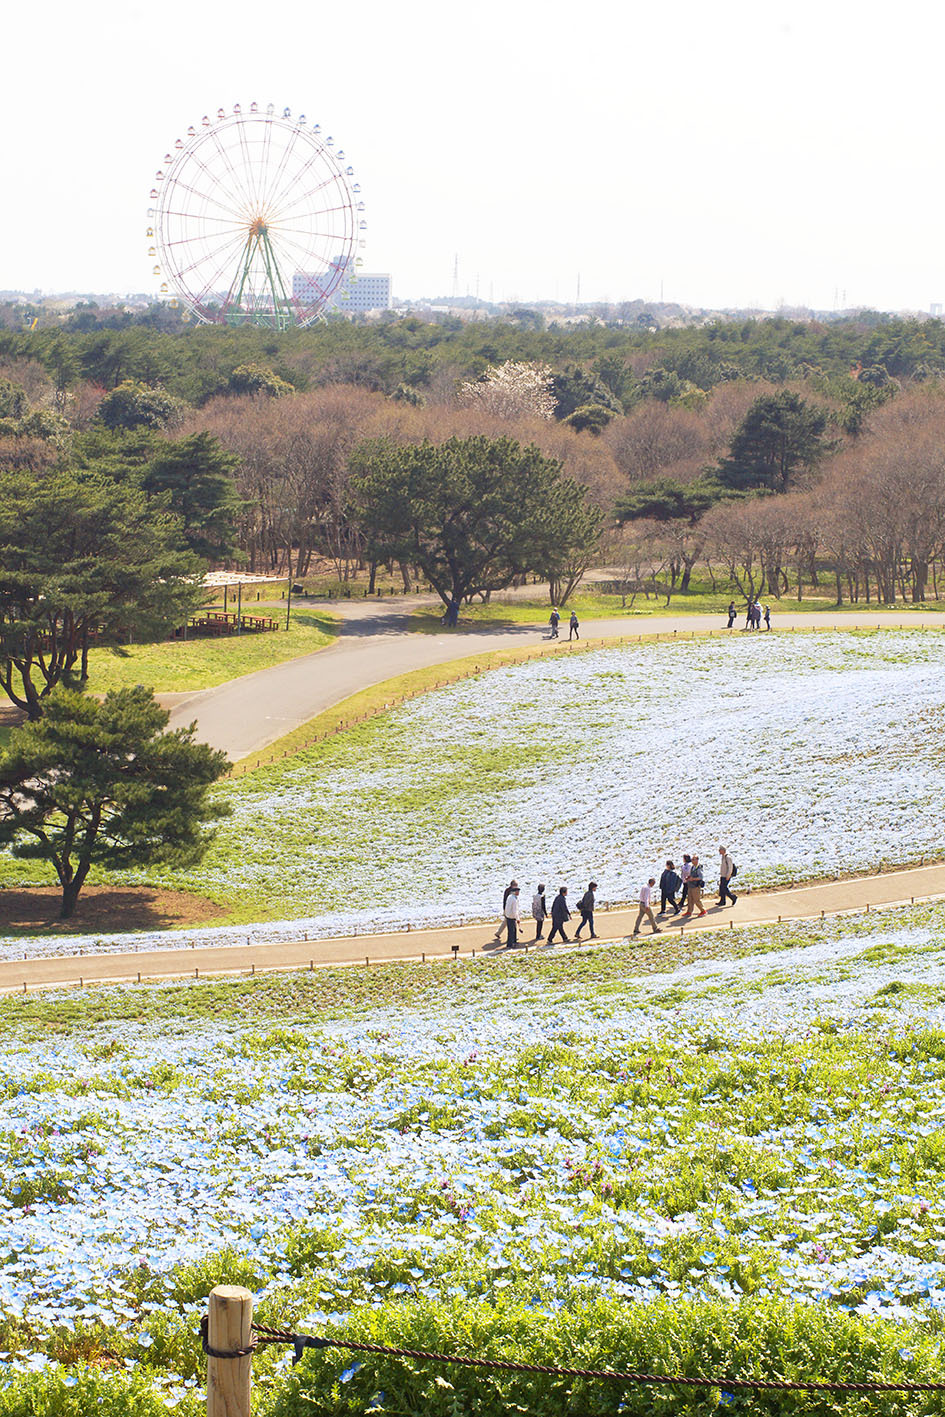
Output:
148,103,365,328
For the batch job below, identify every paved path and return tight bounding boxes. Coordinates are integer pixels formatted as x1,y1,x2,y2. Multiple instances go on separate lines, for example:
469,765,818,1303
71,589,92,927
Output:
3,860,942,993
163,603,945,759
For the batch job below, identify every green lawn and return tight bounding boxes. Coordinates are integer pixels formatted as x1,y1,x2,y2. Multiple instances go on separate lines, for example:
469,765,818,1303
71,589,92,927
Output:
411,588,943,629
85,608,338,694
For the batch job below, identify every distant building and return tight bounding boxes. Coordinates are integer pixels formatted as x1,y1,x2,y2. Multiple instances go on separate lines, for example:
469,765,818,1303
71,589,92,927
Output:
292,264,392,315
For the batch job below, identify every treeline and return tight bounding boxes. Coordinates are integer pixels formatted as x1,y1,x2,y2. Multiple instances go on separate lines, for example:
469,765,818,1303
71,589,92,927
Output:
3,310,945,408
2,314,945,619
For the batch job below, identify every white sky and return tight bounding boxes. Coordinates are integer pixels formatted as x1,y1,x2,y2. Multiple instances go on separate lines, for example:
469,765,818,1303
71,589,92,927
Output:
4,0,945,311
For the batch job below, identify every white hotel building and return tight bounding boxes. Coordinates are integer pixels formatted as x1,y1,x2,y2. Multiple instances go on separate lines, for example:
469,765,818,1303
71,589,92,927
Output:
292,263,392,315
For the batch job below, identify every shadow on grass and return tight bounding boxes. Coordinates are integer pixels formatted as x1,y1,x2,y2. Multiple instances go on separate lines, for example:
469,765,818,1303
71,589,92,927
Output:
0,886,228,937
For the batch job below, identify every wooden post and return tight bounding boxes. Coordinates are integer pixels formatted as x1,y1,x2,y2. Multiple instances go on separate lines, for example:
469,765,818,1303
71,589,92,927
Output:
206,1284,252,1417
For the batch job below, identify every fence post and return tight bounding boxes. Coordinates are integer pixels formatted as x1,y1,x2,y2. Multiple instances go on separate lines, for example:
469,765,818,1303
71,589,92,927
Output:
207,1284,253,1417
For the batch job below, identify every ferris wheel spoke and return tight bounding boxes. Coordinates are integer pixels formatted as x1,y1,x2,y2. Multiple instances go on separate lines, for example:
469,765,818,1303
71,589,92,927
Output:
256,120,306,220
269,168,341,218
271,192,350,235
173,227,249,287
160,208,247,228
195,231,257,305
268,221,343,265
206,124,257,217
163,172,247,224
265,148,334,223
274,204,354,235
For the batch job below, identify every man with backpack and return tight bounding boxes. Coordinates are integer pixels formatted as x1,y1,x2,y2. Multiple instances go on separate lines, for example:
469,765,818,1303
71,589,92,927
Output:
574,881,598,939
658,860,682,915
718,846,738,906
549,608,560,639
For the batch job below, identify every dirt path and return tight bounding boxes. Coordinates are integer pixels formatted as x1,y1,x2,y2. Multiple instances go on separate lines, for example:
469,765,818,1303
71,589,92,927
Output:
162,604,945,759
3,860,942,993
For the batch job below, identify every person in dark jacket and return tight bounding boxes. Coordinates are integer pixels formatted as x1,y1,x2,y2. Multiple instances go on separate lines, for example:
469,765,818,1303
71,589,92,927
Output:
726,601,736,629
569,610,580,641
547,886,571,944
574,881,598,940
658,860,682,915
532,883,547,941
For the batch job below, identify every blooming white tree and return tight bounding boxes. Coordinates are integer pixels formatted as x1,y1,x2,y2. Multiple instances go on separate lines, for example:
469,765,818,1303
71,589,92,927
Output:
459,360,555,420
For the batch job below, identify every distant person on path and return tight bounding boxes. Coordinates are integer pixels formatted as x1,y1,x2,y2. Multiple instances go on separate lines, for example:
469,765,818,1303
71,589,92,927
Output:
632,878,663,936
763,604,771,630
745,601,755,630
683,855,707,917
753,603,763,630
493,879,519,941
503,885,521,947
569,610,580,641
532,883,548,941
678,854,693,911
718,846,738,907
574,881,598,940
658,860,682,915
547,886,571,944
726,601,736,629
549,608,560,639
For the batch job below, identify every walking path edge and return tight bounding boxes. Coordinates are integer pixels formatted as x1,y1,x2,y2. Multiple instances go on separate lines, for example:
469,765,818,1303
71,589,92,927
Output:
3,860,944,994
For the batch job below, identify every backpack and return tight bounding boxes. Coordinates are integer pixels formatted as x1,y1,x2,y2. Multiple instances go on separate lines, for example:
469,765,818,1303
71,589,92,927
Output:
730,863,738,878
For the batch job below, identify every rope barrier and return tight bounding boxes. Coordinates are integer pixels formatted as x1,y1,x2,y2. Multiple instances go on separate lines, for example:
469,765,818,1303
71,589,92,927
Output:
200,1318,945,1395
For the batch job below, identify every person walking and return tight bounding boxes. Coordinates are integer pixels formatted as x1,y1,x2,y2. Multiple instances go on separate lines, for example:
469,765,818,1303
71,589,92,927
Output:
569,610,580,641
745,600,755,630
632,878,663,936
678,854,692,911
718,846,738,906
683,855,707,917
532,883,548,940
549,607,560,639
658,860,682,915
503,884,521,947
763,604,771,630
547,886,571,944
493,879,519,941
574,881,598,940
726,601,736,629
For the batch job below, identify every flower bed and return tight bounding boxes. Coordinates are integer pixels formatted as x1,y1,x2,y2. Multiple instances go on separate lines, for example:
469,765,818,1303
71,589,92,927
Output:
1,627,943,959
2,905,945,1411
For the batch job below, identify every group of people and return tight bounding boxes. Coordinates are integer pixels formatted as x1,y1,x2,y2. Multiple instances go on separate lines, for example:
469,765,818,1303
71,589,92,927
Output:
495,879,599,947
727,599,770,631
493,848,739,947
548,607,580,640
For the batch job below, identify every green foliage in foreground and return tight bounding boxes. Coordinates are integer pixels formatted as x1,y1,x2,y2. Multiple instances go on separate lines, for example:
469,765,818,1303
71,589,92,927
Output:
273,1295,938,1417
0,1367,180,1417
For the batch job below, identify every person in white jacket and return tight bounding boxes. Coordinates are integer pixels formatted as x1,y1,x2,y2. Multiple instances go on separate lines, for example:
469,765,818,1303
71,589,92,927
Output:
632,878,663,937
504,885,521,948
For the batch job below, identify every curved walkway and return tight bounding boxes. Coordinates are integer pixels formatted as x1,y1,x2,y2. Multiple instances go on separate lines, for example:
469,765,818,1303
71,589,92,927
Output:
163,603,945,759
3,860,943,993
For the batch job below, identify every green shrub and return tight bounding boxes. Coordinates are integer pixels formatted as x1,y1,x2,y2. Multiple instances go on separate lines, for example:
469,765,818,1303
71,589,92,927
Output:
269,1295,938,1417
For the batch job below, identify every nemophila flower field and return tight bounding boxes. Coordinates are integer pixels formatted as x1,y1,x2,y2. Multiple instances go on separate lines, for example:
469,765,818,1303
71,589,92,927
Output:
3,906,945,1414
2,627,944,962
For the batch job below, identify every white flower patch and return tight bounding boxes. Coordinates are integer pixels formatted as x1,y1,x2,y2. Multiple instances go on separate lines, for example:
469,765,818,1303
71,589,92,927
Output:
2,629,944,960
2,907,945,1349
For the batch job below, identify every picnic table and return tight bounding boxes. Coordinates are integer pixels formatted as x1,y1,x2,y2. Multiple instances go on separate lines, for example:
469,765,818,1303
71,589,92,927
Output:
183,612,280,637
